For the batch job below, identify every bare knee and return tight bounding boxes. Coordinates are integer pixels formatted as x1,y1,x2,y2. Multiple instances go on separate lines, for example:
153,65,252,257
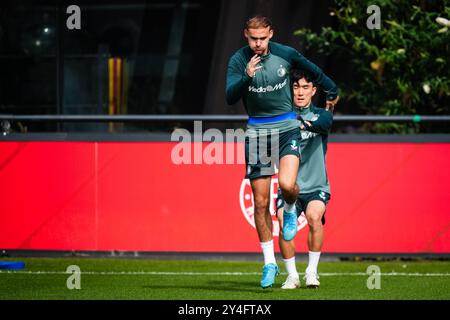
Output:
278,178,297,193
254,196,270,215
278,181,299,204
307,214,323,231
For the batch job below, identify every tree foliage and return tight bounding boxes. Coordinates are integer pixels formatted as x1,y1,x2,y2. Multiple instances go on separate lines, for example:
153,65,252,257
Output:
294,0,450,132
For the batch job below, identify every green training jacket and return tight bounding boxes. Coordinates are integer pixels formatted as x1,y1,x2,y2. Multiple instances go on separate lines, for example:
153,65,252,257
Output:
226,41,338,134
296,104,333,194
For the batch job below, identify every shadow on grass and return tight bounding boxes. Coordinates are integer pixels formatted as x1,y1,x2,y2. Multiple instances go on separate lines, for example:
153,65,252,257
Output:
141,279,318,295
142,279,278,294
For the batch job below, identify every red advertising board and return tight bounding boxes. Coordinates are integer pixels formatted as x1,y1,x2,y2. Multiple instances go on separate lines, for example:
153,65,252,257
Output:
0,141,449,253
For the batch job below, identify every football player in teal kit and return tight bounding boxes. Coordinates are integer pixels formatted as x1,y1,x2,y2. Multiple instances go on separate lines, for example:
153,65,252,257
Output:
226,16,338,288
276,69,333,289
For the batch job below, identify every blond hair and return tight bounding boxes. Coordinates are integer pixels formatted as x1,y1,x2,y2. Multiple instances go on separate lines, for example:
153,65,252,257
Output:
245,15,273,30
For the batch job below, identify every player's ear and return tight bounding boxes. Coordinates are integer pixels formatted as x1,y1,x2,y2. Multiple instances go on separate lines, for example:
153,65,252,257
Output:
244,29,249,39
269,28,274,39
311,86,317,97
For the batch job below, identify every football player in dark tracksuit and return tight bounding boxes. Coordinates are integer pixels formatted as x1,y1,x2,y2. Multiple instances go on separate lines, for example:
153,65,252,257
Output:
276,69,333,289
226,16,339,288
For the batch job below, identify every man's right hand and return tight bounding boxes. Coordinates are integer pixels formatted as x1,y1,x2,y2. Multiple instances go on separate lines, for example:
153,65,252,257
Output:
325,96,339,111
246,54,262,78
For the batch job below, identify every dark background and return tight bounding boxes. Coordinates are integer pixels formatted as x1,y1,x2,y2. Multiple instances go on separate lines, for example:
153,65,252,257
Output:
0,0,348,132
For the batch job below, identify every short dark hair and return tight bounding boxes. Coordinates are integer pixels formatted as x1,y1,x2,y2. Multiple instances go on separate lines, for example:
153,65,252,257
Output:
291,69,316,86
245,15,273,30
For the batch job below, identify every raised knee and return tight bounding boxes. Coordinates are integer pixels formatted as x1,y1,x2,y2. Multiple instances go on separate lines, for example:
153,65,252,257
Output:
278,181,298,198
279,179,295,191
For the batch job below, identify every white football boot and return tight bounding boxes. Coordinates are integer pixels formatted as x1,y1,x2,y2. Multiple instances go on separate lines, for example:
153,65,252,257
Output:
281,274,300,289
304,272,320,288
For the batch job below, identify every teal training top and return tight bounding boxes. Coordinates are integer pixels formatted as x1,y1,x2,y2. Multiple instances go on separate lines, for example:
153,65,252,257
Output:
296,104,332,195
226,41,338,135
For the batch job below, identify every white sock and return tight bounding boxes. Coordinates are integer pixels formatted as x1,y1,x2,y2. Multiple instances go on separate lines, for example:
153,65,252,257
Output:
283,256,298,278
306,251,321,274
284,200,296,213
260,240,276,265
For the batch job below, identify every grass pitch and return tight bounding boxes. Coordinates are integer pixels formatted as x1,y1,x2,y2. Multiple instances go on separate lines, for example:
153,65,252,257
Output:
0,258,449,300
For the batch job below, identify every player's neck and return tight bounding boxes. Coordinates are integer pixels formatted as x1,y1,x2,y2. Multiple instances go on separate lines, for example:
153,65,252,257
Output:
301,102,312,110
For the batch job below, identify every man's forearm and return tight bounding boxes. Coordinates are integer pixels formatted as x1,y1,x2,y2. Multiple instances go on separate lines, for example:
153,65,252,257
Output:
298,112,333,134
226,72,251,105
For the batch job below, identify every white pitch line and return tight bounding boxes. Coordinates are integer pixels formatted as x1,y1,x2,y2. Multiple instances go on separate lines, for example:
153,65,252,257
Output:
1,271,450,277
